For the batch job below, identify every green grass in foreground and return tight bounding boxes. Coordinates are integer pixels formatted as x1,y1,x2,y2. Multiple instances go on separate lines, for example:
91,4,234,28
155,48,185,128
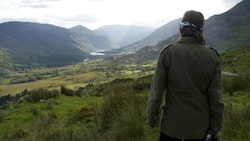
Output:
0,95,104,138
1,92,250,141
1,74,250,141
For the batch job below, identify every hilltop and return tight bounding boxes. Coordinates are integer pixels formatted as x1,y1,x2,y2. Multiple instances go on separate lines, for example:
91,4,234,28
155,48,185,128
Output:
119,0,250,53
0,0,250,70
204,0,250,50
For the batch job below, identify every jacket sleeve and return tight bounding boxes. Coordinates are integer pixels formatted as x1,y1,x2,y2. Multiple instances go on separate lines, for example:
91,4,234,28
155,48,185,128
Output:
146,51,168,126
207,52,224,131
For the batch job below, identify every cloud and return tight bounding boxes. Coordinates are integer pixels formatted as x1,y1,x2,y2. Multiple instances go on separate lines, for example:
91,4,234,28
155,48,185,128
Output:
0,17,40,24
20,4,50,8
12,0,63,8
20,0,62,4
87,0,108,1
221,0,242,7
41,14,98,28
1,0,243,29
46,14,97,23
68,15,97,23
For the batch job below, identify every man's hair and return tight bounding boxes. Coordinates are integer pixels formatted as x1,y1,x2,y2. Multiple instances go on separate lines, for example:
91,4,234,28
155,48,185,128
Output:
179,10,205,44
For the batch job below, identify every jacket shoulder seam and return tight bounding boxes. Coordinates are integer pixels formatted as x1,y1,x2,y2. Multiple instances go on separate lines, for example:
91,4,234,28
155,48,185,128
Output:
208,46,220,57
160,44,173,54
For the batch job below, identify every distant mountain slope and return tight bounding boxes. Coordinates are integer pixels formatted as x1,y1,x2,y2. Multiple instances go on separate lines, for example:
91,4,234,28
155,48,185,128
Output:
115,18,181,53
116,0,249,54
0,22,88,66
114,0,249,62
142,18,181,44
113,34,178,65
204,0,250,50
0,0,248,69
95,25,154,48
70,25,118,52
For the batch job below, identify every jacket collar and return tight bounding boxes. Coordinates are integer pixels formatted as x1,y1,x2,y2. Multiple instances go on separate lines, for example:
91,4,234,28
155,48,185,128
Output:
177,37,200,44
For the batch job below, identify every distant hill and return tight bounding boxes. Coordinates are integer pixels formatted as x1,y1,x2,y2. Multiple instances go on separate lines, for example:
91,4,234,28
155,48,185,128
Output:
70,25,118,52
0,22,119,68
111,18,181,53
0,22,156,68
113,0,250,64
0,0,249,69
204,0,250,50
95,25,154,48
0,22,88,67
113,34,178,65
114,0,249,53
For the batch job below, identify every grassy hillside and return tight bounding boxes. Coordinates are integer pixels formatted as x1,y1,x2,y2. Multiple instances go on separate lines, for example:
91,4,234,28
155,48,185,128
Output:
0,59,154,96
1,73,250,141
1,44,250,140
0,48,14,74
221,44,250,73
204,0,250,51
0,22,89,67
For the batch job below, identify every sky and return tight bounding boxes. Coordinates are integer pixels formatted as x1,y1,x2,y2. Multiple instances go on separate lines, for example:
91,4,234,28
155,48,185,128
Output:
0,0,243,30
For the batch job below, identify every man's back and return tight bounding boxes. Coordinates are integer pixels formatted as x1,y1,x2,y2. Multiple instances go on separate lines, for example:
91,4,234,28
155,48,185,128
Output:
159,36,221,139
146,10,224,141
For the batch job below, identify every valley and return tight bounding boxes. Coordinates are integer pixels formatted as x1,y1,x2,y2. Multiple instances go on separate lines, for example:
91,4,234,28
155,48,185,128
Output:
0,58,154,96
0,53,250,140
0,0,250,140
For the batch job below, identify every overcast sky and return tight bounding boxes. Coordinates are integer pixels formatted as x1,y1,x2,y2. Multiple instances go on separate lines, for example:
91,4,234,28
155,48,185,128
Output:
0,0,243,30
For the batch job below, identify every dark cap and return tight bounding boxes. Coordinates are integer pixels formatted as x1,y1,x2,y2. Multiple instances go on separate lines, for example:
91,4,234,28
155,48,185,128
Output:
180,10,205,31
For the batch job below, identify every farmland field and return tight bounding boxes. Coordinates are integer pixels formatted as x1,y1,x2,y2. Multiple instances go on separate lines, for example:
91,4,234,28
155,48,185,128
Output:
0,57,250,141
0,59,154,96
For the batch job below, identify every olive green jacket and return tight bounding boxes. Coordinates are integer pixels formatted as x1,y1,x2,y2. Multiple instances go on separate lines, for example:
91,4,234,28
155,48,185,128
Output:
146,37,224,139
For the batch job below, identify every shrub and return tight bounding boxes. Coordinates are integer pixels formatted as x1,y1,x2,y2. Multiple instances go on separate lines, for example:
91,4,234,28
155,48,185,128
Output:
97,93,128,131
133,79,151,93
30,106,39,116
9,75,38,84
105,105,145,141
97,89,148,140
68,104,97,127
35,112,57,129
60,85,74,96
3,126,29,141
223,74,250,95
24,88,59,103
0,111,6,123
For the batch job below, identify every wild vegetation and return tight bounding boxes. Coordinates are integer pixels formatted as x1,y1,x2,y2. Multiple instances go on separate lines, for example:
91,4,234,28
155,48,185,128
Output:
1,44,250,141
0,73,250,141
221,44,250,73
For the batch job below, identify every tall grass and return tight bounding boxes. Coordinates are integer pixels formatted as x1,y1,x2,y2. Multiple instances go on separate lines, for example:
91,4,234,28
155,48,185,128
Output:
223,74,250,95
221,74,250,141
222,101,250,140
1,76,250,141
97,92,147,141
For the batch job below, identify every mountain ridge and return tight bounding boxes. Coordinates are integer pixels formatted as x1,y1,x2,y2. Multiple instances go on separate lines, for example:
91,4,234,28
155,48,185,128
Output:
95,25,154,48
114,0,250,64
0,21,87,66
0,21,154,69
111,18,181,53
69,25,118,52
204,0,250,50
0,0,249,68
117,0,248,53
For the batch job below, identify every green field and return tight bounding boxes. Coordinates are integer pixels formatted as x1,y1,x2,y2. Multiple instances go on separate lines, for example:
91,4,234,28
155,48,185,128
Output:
1,50,250,140
1,74,249,141
0,95,104,134
0,59,154,96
